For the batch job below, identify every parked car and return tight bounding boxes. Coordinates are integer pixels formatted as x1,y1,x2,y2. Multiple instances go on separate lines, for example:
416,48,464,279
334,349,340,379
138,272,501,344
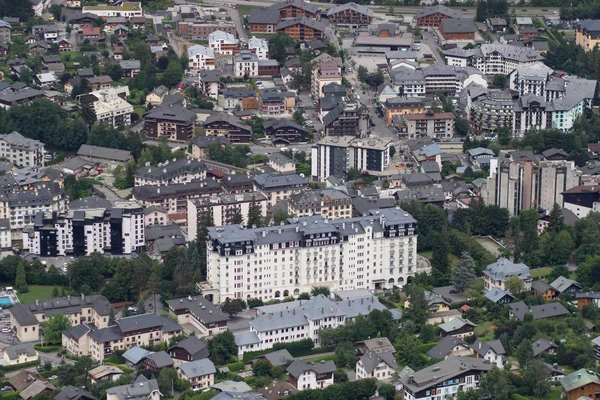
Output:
1,328,10,333
1,386,12,392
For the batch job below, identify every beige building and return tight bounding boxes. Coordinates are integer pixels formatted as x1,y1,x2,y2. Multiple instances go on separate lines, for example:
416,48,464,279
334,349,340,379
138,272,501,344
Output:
178,359,216,390
106,375,161,400
288,188,352,219
355,351,397,381
2,343,38,366
576,20,600,52
312,60,342,99
253,172,309,207
10,294,111,342
269,153,296,173
166,296,229,337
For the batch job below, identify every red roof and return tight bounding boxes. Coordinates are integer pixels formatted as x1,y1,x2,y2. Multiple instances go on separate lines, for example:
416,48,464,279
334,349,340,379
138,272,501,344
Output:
82,26,101,36
460,305,471,312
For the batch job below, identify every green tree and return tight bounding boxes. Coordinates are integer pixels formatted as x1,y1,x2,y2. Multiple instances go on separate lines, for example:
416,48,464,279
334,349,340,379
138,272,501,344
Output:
252,359,271,376
522,360,551,397
162,58,184,88
247,297,264,308
498,126,511,145
517,339,534,368
107,64,123,81
311,286,331,297
493,74,508,88
44,314,71,344
404,285,428,327
15,260,28,293
389,145,396,158
137,299,146,314
505,275,525,295
357,66,369,82
220,298,246,317
547,203,565,235
479,366,512,400
108,307,115,324
247,195,263,228
157,367,178,396
451,252,477,292
347,167,361,181
455,117,470,136
231,209,243,225
210,331,237,365
378,384,395,400
52,286,59,298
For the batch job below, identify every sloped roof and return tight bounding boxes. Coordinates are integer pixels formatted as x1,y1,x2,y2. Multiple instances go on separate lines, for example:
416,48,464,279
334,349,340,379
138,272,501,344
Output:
427,336,469,359
560,369,600,392
178,358,217,378
532,338,557,357
286,359,336,378
438,317,477,333
471,339,505,358
359,350,397,374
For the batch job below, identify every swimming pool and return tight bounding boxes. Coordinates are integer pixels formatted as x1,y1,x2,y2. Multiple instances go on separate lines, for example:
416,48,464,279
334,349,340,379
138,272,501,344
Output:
0,297,12,307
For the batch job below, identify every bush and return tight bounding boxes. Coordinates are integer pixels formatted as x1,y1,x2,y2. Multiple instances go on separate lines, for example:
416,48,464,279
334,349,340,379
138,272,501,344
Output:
272,338,314,357
1,392,19,400
226,361,244,372
33,345,61,352
0,360,40,372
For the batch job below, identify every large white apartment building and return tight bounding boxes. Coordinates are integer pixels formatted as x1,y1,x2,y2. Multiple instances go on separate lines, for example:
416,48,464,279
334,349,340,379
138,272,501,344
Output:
234,50,259,78
82,2,143,19
134,158,208,186
233,294,388,356
202,208,423,304
473,43,545,75
78,87,133,127
24,199,145,257
188,45,216,71
1,182,68,231
0,132,44,168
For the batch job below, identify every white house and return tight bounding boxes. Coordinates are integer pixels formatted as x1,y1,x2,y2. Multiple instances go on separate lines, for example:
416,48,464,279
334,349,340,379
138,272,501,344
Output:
177,359,216,390
355,351,397,381
208,30,238,55
471,339,506,368
248,37,269,60
287,360,335,390
188,45,215,71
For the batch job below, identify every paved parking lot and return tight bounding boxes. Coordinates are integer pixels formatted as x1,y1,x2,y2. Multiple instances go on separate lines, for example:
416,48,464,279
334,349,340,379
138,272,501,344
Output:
432,286,468,304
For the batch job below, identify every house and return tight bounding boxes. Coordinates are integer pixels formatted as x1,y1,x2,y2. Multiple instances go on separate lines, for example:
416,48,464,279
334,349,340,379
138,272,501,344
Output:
327,2,374,27
268,153,296,173
209,30,239,55
234,50,259,78
264,119,309,144
55,386,97,400
248,8,280,34
28,41,50,56
257,381,298,400
471,339,506,368
20,380,55,400
541,362,565,382
143,351,174,373
82,26,101,41
191,136,229,159
188,45,216,71
560,369,600,400
34,73,56,87
106,375,161,400
532,338,558,358
468,147,495,168
146,85,169,106
509,301,570,321
355,338,395,356
440,18,477,41
203,113,252,143
212,381,253,393
77,144,133,168
550,276,582,296
484,288,515,304
355,351,397,381
88,75,113,91
532,280,556,300
287,360,335,390
199,70,221,98
483,257,532,292
123,346,153,366
2,343,38,365
248,37,269,60
120,60,141,78
253,349,294,367
143,105,197,142
487,17,508,32
166,296,229,337
57,37,73,52
401,357,491,400
168,336,209,366
577,291,600,310
88,365,124,383
438,317,477,338
426,336,473,359
415,5,463,28
8,371,43,392
177,358,217,390
276,17,326,41
0,20,11,43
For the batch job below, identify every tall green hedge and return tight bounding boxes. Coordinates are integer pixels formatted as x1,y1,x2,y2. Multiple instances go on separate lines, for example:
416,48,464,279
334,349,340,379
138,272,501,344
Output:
0,359,40,372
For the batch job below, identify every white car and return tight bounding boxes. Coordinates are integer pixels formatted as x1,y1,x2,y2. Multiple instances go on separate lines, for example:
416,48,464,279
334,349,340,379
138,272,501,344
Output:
1,328,10,333
280,147,289,151
48,376,58,380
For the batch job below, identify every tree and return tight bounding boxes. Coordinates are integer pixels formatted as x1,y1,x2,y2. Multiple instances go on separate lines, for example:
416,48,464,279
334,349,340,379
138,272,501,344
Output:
231,209,243,225
522,360,551,397
547,203,565,235
247,195,263,228
357,66,369,82
347,167,361,181
162,58,184,88
252,359,271,376
389,145,396,158
221,298,246,317
455,117,470,136
498,126,511,145
378,384,395,400
311,286,330,297
52,286,59,298
44,314,71,344
107,64,123,82
479,366,512,400
517,339,534,368
157,368,178,396
196,210,214,280
298,292,310,300
210,331,237,365
15,260,28,293
137,299,146,315
247,297,264,308
108,307,115,325
404,285,428,327
504,275,525,295
451,252,477,292
493,74,508,88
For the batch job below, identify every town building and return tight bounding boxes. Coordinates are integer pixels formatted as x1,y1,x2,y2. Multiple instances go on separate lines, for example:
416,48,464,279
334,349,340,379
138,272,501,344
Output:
312,61,342,99
77,144,132,169
270,0,319,19
311,136,392,182
167,296,229,337
3,182,68,231
269,153,296,173
25,200,145,257
82,2,143,19
132,179,222,214
471,339,506,368
0,132,44,167
168,336,209,366
248,8,281,34
258,59,280,76
144,104,197,142
198,70,221,98
234,51,259,78
187,192,268,234
576,20,600,52
178,20,237,40
355,351,397,381
209,30,239,55
253,173,308,206
248,37,270,60
473,43,544,75
264,119,309,144
2,343,38,366
106,375,160,400
562,185,600,218
134,158,207,186
560,368,600,400
0,20,11,43
327,2,373,27
288,189,352,219
11,294,111,342
276,17,326,41
483,257,531,292
384,97,427,124
178,359,216,390
439,18,476,40
395,112,455,139
400,357,492,400
80,87,133,127
322,102,370,137
203,113,253,143
259,91,294,115
509,301,570,321
287,360,335,390
188,45,216,71
414,5,463,28
203,208,422,304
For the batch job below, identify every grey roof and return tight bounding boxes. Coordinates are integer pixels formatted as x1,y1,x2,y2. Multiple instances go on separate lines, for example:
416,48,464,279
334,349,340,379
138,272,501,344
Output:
123,347,153,365
327,2,373,16
166,296,229,324
90,325,123,343
54,386,97,400
400,357,491,392
260,349,295,366
276,17,326,32
145,104,197,123
532,338,557,357
269,152,295,168
11,295,110,327
178,358,217,378
472,339,505,358
69,196,112,210
532,280,551,294
4,343,36,360
106,375,160,400
416,5,462,19
541,148,568,159
468,147,495,157
254,172,307,189
211,381,253,393
509,301,570,321
441,18,476,33
78,144,131,162
443,48,476,58
479,43,544,62
355,337,395,354
438,317,477,333
144,351,173,368
134,158,207,181
119,60,141,70
116,313,182,334
234,331,260,346
20,380,55,400
205,112,252,132
212,393,266,400
0,88,43,105
192,135,230,148
484,288,514,303
483,257,531,283
395,187,445,204
550,276,582,293
270,0,319,14
427,336,468,359
132,179,221,201
286,359,336,378
62,323,93,340
168,336,209,360
359,350,397,373
577,291,600,300
289,188,349,207
0,131,43,151
248,7,281,24
263,118,307,133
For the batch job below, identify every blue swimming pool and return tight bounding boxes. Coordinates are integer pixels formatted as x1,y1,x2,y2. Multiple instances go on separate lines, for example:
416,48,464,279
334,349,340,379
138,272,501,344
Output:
0,297,12,306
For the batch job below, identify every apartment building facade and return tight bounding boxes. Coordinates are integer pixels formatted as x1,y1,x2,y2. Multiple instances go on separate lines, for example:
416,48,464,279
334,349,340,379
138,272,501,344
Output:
134,158,208,186
326,2,374,27
0,132,44,167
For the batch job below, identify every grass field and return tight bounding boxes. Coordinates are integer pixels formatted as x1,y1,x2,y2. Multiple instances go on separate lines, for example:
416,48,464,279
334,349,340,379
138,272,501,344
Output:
474,321,495,340
301,354,337,364
17,285,57,304
530,267,552,280
235,4,264,15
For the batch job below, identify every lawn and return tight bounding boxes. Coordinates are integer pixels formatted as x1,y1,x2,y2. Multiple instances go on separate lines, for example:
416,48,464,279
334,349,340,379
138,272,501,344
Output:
527,386,562,400
134,106,146,119
530,267,552,280
474,321,495,340
300,354,337,364
235,4,264,15
17,285,57,304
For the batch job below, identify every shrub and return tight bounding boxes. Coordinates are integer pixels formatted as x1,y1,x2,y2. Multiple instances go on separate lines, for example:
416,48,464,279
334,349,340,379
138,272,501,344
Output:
226,361,244,372
0,360,40,372
33,345,61,352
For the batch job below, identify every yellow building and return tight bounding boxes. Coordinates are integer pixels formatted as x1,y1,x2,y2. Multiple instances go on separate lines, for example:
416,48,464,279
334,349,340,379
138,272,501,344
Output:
576,20,600,52
384,97,426,124
2,343,38,366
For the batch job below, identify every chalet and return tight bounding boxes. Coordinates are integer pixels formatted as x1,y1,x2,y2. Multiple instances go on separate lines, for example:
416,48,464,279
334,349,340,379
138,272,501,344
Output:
253,349,294,367
168,336,209,366
471,339,506,368
550,276,582,297
276,17,326,41
426,336,473,359
355,350,397,381
287,360,335,390
532,338,558,358
270,0,319,19
509,301,570,321
57,37,73,52
532,280,556,301
355,338,395,356
576,291,600,310
327,2,374,27
203,113,253,143
415,5,463,28
143,351,174,373
560,369,600,400
438,318,477,339
248,8,280,34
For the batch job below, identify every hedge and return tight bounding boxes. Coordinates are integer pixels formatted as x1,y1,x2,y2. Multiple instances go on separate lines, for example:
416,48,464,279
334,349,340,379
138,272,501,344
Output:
34,345,61,352
226,361,244,372
418,342,438,355
0,359,40,372
1,392,19,400
243,339,331,364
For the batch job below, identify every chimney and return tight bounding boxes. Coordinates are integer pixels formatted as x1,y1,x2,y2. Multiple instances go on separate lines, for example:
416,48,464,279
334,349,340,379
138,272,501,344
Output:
81,293,85,301
35,299,39,306
67,295,70,301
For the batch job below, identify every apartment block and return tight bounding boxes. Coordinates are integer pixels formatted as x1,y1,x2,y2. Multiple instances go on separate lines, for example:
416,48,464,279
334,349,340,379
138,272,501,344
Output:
134,158,207,186
0,132,44,167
